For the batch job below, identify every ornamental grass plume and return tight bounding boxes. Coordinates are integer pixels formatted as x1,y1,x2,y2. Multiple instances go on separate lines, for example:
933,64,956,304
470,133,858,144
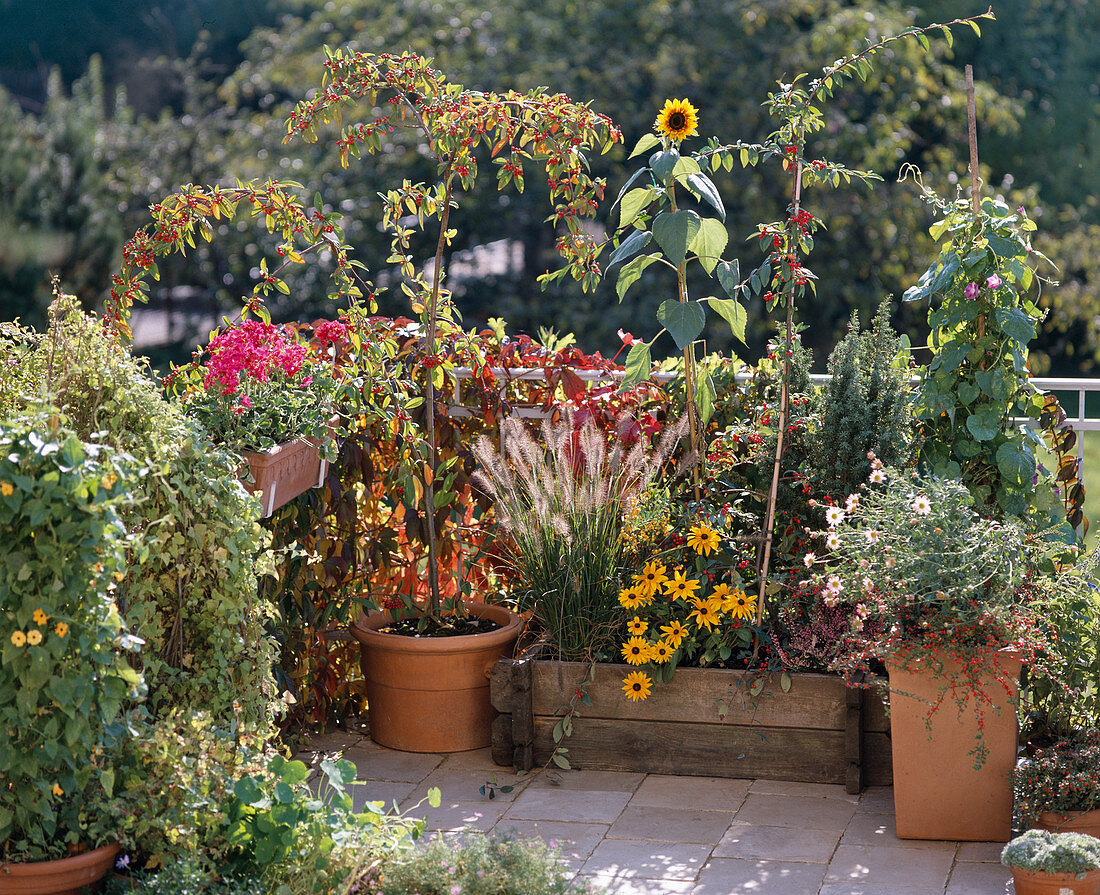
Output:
472,414,686,660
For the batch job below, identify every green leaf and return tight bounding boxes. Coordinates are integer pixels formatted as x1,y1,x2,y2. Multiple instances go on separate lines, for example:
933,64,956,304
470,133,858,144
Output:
608,229,652,268
696,368,716,427
684,173,725,220
994,306,1036,345
705,297,747,343
657,300,706,350
619,187,656,228
428,787,442,808
957,380,981,405
615,254,659,302
629,133,661,158
611,167,648,209
552,752,572,770
996,441,1035,486
688,218,728,274
985,232,1022,259
780,671,792,693
965,407,1000,442
716,259,741,296
652,210,701,266
619,341,653,393
649,148,680,184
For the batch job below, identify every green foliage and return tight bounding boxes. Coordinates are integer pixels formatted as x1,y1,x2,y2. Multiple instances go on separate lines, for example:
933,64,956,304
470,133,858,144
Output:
367,831,597,895
1,295,279,727
1001,828,1100,874
0,411,144,860
811,303,913,496
1013,731,1100,828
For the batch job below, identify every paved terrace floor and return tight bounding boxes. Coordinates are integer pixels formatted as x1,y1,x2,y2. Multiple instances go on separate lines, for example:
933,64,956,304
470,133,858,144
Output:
300,727,1014,895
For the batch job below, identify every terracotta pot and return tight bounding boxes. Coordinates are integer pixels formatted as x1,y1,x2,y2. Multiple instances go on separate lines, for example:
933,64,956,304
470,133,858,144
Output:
352,603,523,753
887,648,1021,841
0,843,119,895
241,434,328,517
1010,866,1100,895
1037,809,1100,838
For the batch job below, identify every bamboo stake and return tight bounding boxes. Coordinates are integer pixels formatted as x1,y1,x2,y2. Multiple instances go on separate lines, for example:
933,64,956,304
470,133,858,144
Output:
965,65,985,345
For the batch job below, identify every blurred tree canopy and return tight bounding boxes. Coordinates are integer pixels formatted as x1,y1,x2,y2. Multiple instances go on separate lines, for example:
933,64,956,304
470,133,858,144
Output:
1,0,1098,374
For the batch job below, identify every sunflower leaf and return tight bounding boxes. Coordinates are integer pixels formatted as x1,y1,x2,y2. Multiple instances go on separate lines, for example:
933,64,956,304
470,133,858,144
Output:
657,299,705,350
652,210,700,266
608,229,652,268
683,173,726,221
619,187,656,229
704,297,747,344
615,253,659,302
619,341,653,393
688,218,728,274
629,133,661,159
649,149,680,185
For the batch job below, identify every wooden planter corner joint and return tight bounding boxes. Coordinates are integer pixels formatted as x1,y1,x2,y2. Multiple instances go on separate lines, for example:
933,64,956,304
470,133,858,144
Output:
490,650,890,794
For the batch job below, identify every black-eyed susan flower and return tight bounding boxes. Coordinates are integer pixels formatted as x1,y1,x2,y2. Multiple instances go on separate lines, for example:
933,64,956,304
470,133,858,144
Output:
660,619,688,649
663,568,701,602
621,636,653,666
618,585,648,610
686,524,720,556
651,640,674,664
654,98,699,143
627,616,648,636
710,583,732,604
636,560,668,597
724,588,754,620
32,608,48,626
622,670,653,702
10,630,26,647
688,597,722,631
55,622,68,638
26,629,42,646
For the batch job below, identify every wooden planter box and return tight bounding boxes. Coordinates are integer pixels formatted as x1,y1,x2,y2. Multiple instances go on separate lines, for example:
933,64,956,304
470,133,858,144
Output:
241,435,329,517
490,648,891,794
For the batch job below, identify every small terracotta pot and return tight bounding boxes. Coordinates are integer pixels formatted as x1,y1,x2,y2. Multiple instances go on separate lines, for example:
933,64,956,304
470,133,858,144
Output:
1037,809,1100,839
1009,866,1100,895
241,434,327,517
887,648,1020,841
352,603,523,753
0,843,119,895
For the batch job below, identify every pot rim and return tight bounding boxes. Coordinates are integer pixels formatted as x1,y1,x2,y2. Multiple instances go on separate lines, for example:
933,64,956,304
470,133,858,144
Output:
0,842,119,875
350,601,523,654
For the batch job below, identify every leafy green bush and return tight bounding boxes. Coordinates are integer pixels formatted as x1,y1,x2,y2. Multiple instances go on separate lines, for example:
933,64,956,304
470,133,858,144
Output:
1,295,278,727
368,832,599,895
1001,828,1100,874
0,412,144,860
1013,731,1100,828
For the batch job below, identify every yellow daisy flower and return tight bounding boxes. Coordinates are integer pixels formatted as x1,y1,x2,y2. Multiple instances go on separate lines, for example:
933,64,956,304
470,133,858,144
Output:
710,583,732,604
688,597,723,631
654,98,699,143
621,636,653,666
651,639,674,664
622,670,653,702
626,616,648,636
26,629,42,646
660,620,688,649
636,560,668,598
663,568,701,602
55,622,69,638
686,524,721,556
0,482,13,496
724,588,755,620
10,630,26,647
618,585,649,611
32,609,48,626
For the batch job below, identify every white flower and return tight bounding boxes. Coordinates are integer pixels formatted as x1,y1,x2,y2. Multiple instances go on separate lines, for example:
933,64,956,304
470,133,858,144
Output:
825,532,841,550
862,577,874,594
870,457,883,470
865,529,880,544
825,506,846,527
911,495,932,515
869,468,886,484
885,556,895,569
845,493,860,513
824,574,843,598
851,615,864,631
803,552,817,568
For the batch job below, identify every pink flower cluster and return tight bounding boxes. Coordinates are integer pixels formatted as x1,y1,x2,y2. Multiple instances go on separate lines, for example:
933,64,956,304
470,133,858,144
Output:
314,319,349,345
203,320,308,396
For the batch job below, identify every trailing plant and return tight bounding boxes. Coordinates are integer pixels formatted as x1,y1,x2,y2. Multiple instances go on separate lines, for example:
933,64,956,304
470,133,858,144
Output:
1014,731,1100,829
810,302,913,496
0,411,144,861
1001,829,1100,875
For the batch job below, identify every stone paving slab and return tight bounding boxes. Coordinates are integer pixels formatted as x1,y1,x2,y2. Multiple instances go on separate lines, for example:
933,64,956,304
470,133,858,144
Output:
301,730,1017,895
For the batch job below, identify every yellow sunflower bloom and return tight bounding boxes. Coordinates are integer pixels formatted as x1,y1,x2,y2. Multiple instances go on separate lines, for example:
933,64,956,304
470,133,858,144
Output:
32,609,48,626
621,636,653,666
10,630,26,647
654,98,699,143
651,639,674,664
686,524,721,556
636,560,668,597
626,616,648,636
55,622,68,638
660,620,688,649
622,670,653,702
663,568,702,602
26,629,42,646
725,588,755,620
618,585,648,610
688,597,723,631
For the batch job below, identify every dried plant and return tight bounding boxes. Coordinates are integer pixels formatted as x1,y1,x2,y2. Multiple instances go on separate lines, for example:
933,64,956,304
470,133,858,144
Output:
473,415,686,660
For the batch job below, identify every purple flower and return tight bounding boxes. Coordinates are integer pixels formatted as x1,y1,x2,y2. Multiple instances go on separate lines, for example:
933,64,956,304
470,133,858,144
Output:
116,855,131,870
450,886,462,895
964,282,980,299
986,273,1003,289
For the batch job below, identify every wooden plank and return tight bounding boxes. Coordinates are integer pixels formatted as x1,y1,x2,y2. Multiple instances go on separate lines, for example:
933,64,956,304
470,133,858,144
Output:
532,716,848,783
863,681,890,733
490,714,513,766
845,681,864,794
489,658,522,712
863,731,893,786
533,662,849,730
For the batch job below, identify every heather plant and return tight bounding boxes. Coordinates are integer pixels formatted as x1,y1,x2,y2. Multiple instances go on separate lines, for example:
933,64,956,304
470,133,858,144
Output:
471,415,684,660
810,303,913,496
1014,731,1100,828
1001,829,1100,875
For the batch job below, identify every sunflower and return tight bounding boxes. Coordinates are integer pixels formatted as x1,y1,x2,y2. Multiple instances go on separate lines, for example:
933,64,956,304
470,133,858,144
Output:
622,671,653,702
688,597,723,631
654,98,699,143
660,619,688,649
636,560,668,597
651,639,674,664
724,588,754,620
686,524,721,556
618,585,649,611
663,568,701,602
626,616,648,636
621,636,653,666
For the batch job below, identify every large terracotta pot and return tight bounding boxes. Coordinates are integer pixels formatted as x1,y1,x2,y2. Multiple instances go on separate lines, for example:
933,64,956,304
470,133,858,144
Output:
887,648,1021,841
1009,867,1100,895
352,603,523,753
1037,809,1100,838
241,434,328,517
0,843,119,895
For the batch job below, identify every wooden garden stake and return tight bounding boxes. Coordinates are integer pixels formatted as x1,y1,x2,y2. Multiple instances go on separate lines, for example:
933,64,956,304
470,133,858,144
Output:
965,64,986,345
